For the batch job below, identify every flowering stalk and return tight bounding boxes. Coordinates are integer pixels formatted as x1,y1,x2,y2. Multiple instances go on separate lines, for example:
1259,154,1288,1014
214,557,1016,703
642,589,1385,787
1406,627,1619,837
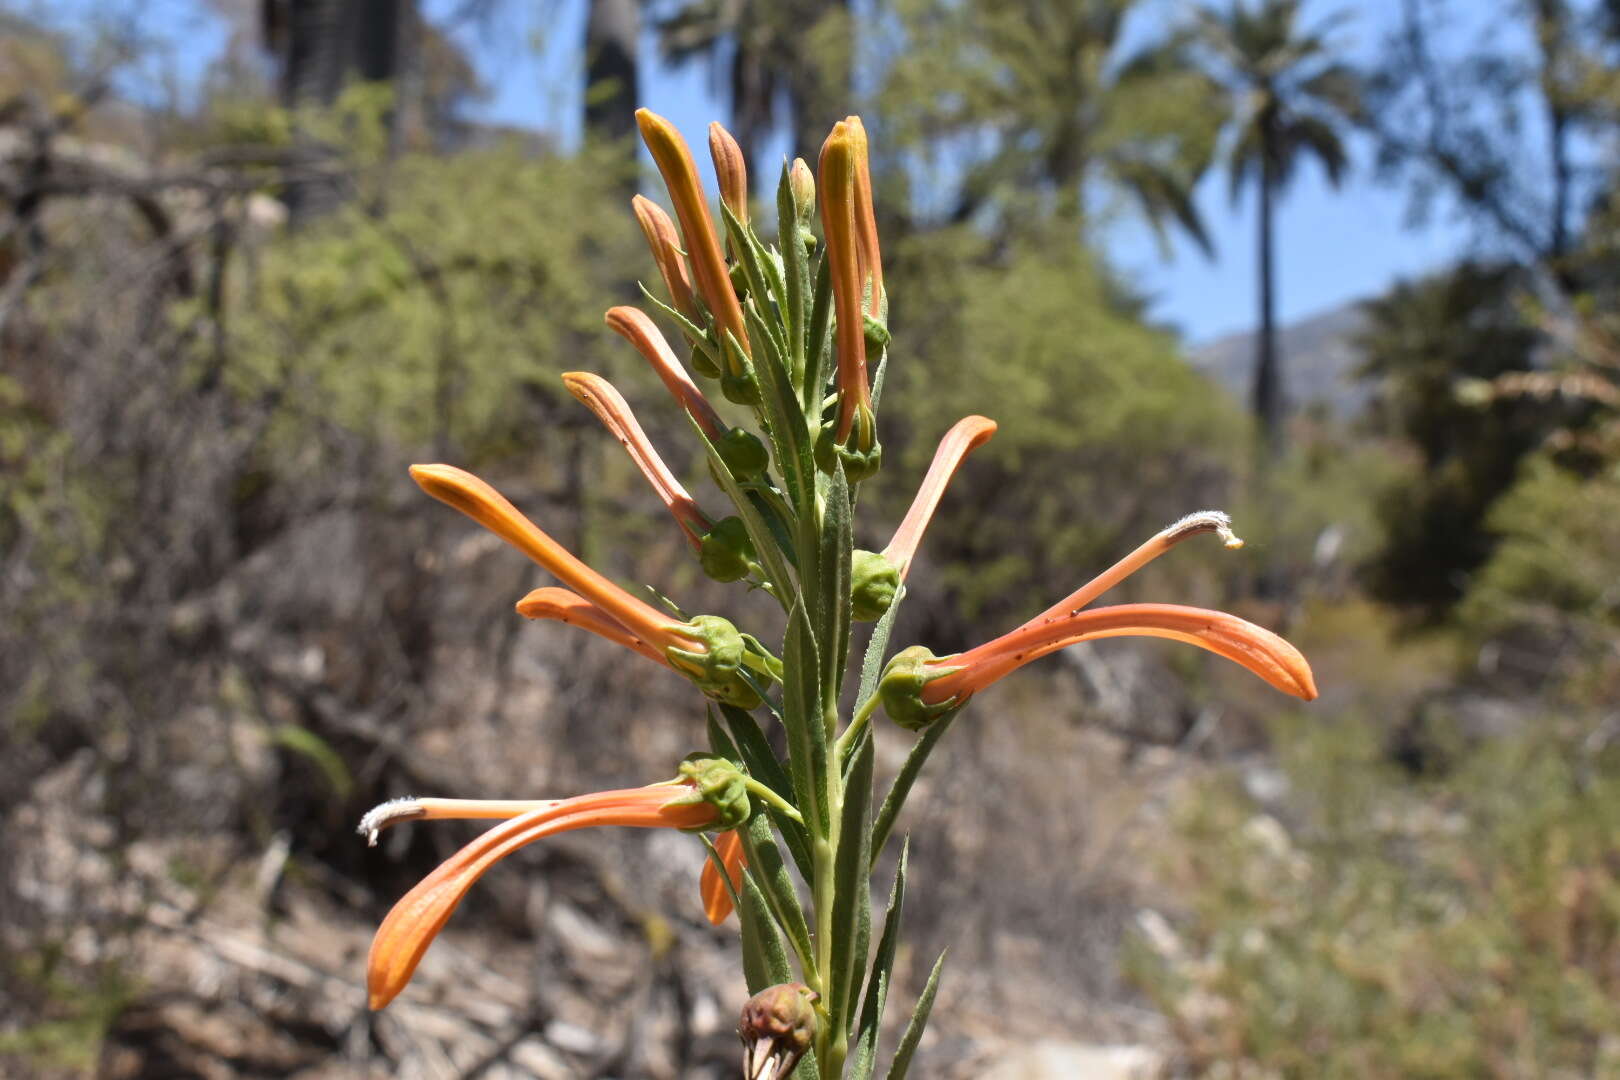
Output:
366,112,1320,1080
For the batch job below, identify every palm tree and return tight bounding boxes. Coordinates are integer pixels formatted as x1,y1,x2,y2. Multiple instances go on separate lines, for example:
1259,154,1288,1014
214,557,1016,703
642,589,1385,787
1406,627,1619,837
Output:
656,0,852,180
881,0,1223,251
1193,0,1358,455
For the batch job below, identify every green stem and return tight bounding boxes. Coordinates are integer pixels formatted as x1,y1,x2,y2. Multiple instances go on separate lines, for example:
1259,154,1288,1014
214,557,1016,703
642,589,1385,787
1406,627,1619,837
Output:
814,700,847,1079
834,694,880,767
744,778,804,825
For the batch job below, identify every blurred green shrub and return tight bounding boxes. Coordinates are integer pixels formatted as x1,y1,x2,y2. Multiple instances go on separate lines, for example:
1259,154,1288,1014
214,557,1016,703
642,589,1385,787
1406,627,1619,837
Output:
1130,712,1620,1077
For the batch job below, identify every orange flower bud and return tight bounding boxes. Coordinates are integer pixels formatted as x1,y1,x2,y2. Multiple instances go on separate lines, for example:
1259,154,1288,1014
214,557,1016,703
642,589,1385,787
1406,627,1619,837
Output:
844,116,883,316
562,371,713,548
631,195,698,320
636,109,749,360
709,121,748,225
818,122,871,446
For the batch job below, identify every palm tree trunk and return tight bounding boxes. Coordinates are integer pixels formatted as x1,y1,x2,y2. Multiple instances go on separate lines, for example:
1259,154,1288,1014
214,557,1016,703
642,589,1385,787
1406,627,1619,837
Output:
1254,118,1282,460
583,0,641,148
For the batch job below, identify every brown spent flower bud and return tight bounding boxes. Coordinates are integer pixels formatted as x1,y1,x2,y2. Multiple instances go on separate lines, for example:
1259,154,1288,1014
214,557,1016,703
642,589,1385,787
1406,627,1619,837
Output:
631,195,699,321
709,121,748,225
739,982,819,1080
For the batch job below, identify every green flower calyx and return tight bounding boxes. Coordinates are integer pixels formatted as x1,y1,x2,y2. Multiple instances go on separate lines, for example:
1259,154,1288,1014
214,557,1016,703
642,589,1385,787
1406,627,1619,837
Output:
666,614,762,709
699,516,758,583
878,645,960,731
850,548,900,621
675,755,752,830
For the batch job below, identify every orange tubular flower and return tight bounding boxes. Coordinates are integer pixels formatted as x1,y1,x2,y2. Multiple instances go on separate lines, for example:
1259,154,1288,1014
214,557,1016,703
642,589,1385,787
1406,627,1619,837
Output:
631,195,698,321
818,122,870,444
604,306,727,440
561,371,713,548
515,586,672,667
364,784,721,1009
636,109,749,359
709,122,748,225
878,511,1317,729
882,415,997,580
410,464,700,654
844,116,883,316
700,827,748,924
920,602,1318,707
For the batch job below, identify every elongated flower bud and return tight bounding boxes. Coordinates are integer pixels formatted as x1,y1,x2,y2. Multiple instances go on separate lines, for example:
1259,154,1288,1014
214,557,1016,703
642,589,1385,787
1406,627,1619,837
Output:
631,195,699,321
709,121,748,225
515,587,670,667
818,121,880,479
562,371,712,549
604,306,726,439
637,109,750,364
789,157,816,231
844,116,884,317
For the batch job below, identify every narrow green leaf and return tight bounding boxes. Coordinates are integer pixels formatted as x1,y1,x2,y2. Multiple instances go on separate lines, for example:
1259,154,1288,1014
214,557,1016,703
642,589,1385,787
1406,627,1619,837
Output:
851,840,909,1080
870,710,960,869
638,282,718,367
738,871,795,993
802,253,833,416
885,950,946,1080
783,600,829,835
746,302,813,514
719,704,813,879
817,464,854,706
719,204,789,360
740,808,817,983
856,583,906,704
829,728,875,1039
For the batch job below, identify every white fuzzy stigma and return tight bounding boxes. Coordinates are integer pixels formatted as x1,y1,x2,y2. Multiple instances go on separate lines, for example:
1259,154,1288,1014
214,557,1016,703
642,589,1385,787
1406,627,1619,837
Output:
357,797,423,846
1164,509,1243,550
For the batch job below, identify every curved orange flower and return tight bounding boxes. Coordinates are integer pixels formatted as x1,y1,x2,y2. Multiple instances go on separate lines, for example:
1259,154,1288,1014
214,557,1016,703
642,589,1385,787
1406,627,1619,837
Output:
364,785,721,1009
631,195,698,321
562,371,713,548
604,306,727,440
514,586,671,667
700,827,748,924
411,464,701,654
882,415,997,580
920,602,1318,706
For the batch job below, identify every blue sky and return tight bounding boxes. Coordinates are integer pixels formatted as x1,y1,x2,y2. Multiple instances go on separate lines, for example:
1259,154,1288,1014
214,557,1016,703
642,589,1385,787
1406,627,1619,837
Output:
427,0,1486,343
49,0,1506,344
